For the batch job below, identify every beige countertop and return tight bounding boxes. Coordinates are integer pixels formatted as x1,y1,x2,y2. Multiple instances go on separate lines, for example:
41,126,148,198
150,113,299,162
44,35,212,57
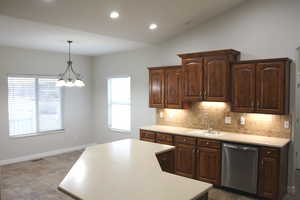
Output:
59,139,212,200
141,125,290,148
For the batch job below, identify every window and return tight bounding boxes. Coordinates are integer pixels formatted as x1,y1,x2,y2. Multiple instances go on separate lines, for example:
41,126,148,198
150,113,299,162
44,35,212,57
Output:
8,76,63,137
108,77,131,132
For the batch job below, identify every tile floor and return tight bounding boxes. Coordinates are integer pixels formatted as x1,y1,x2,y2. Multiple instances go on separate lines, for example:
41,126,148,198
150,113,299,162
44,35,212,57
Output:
0,150,299,200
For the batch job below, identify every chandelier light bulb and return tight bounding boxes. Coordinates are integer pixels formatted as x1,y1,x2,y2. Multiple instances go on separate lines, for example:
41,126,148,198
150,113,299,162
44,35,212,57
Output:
56,79,66,87
74,79,85,87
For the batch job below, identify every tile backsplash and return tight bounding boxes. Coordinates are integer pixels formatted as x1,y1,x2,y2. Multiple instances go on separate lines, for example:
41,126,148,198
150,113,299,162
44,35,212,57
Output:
156,102,291,138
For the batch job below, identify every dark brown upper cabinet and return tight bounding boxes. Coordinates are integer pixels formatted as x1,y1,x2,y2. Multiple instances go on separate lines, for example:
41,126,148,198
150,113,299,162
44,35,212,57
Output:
149,68,165,108
165,67,183,109
231,63,256,113
178,49,240,102
149,66,183,109
204,56,230,101
182,58,204,102
231,58,291,115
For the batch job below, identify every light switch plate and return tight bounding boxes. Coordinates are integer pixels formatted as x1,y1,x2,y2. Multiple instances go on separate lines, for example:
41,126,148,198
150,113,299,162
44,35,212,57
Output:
225,116,231,124
240,116,246,125
284,121,290,129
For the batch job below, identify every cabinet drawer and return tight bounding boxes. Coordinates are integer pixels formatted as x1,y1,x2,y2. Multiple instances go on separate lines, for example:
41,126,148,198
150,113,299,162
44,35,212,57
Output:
141,137,155,143
197,139,220,149
140,130,156,139
261,147,279,158
156,133,173,142
175,135,196,145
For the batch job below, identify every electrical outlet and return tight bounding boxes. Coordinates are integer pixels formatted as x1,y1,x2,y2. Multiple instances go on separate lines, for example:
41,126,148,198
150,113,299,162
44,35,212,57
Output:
225,116,231,124
284,121,290,129
159,111,164,118
240,116,246,125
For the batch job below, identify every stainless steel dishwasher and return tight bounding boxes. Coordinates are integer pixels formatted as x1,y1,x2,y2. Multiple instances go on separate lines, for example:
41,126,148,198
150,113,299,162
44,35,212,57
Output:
221,143,258,194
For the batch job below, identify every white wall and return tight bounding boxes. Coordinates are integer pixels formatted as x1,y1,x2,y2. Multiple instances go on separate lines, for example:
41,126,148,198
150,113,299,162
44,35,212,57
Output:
92,46,163,143
92,0,300,189
0,46,94,162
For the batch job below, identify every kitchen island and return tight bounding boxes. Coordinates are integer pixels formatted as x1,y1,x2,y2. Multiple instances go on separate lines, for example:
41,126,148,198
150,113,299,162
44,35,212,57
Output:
58,139,212,200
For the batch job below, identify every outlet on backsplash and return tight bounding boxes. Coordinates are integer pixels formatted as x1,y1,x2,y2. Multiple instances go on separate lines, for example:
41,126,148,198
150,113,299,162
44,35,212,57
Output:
156,102,291,138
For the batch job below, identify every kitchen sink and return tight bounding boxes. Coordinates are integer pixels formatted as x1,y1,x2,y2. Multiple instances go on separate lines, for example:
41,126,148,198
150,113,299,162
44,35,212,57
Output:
188,130,223,136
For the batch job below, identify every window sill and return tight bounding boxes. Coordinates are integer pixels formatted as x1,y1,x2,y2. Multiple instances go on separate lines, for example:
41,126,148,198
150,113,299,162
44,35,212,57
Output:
9,129,65,139
108,128,131,134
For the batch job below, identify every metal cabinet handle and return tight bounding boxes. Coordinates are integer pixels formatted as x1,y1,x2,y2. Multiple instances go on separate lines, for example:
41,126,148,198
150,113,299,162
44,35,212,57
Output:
206,142,209,145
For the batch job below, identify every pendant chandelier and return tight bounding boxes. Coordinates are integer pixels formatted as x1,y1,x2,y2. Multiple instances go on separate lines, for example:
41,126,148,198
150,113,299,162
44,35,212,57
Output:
56,41,85,87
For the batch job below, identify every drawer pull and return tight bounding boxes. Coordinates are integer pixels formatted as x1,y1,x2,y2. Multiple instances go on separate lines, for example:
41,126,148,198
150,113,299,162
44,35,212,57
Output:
206,142,209,145
267,151,271,154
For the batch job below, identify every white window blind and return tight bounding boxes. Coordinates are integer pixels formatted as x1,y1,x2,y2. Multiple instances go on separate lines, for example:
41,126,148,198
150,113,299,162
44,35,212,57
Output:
8,76,63,137
108,77,131,132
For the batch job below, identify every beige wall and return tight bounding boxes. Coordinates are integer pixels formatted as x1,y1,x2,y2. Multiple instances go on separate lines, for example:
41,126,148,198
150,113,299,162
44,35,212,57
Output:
0,46,94,162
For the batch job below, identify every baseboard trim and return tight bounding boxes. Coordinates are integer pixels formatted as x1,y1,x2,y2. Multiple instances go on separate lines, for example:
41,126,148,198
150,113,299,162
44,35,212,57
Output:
287,185,296,195
0,143,96,166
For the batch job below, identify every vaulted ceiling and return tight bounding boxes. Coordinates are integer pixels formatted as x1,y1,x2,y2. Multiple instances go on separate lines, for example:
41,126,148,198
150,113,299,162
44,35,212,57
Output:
0,0,245,55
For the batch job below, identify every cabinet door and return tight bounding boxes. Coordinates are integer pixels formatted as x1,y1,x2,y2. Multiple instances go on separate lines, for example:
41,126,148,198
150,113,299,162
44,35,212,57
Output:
175,143,196,178
196,147,221,186
165,67,182,108
259,156,279,199
256,62,285,114
156,150,175,173
149,69,164,108
231,63,256,112
182,58,203,102
203,56,230,101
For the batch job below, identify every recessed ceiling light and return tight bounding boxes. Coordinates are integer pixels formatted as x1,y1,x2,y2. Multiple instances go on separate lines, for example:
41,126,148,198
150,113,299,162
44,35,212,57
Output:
110,11,119,19
149,23,158,30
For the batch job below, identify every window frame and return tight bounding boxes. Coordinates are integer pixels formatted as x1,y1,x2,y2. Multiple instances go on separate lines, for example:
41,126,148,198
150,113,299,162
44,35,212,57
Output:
107,76,131,133
7,74,65,138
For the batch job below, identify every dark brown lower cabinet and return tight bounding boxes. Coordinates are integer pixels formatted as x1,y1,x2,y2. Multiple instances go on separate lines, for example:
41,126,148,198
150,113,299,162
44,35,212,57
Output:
156,150,175,173
196,147,221,186
140,130,156,142
174,143,196,178
156,133,173,145
140,129,289,200
258,147,288,200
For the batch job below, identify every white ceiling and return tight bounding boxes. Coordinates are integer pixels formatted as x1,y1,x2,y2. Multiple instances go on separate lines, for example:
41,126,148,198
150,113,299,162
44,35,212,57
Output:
0,0,244,55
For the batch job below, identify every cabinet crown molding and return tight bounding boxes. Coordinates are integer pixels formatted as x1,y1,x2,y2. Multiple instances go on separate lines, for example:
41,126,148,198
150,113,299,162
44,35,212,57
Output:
177,49,240,59
233,57,292,64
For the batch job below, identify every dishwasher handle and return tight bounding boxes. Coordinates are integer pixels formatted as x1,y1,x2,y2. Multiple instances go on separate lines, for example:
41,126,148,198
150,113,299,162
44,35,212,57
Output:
223,143,258,152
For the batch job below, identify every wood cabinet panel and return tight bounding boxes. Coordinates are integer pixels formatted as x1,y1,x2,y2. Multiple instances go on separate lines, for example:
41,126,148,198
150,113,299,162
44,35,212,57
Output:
149,69,164,108
203,56,229,101
175,135,196,145
175,143,196,178
165,67,182,109
259,148,279,200
256,62,285,114
231,63,256,112
231,58,290,115
140,130,155,142
182,58,204,102
156,133,173,145
156,150,175,173
196,147,221,186
197,139,221,149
